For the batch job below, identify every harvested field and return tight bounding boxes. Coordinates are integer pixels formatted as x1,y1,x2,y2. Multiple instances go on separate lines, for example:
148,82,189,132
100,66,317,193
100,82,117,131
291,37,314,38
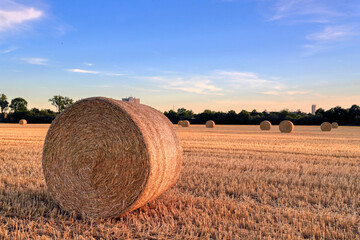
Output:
0,124,359,239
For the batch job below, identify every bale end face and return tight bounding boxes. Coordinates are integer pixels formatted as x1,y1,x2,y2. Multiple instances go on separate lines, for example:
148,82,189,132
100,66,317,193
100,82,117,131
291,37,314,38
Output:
260,120,271,131
321,122,332,131
205,120,215,128
331,122,339,128
279,120,294,133
42,97,182,218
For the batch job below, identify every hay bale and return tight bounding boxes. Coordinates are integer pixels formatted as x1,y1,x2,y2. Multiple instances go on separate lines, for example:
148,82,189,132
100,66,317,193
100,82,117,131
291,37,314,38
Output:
332,122,339,128
321,122,332,131
178,120,183,126
19,119,27,125
279,120,294,133
205,120,215,128
42,97,183,218
181,120,190,127
260,120,271,130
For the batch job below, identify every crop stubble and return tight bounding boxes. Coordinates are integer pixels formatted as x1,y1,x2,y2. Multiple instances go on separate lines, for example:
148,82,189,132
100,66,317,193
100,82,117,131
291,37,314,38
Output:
0,124,359,239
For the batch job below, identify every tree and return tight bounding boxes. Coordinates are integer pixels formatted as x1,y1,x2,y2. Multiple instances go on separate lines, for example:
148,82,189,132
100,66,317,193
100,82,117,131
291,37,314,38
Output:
177,108,194,120
9,97,28,112
238,110,250,123
0,94,9,113
49,95,74,113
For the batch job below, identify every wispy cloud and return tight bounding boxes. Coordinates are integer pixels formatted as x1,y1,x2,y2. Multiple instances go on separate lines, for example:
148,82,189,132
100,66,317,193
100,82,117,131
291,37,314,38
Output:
303,25,358,54
0,46,17,54
141,70,287,95
263,91,280,95
67,69,99,74
215,70,284,90
67,68,125,76
145,76,223,95
262,89,311,96
0,1,43,31
306,25,357,41
20,57,48,65
84,62,93,66
268,0,342,22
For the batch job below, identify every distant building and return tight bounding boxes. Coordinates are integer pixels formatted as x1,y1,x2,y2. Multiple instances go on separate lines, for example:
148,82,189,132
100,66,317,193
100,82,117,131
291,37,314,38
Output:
122,97,140,104
311,104,316,114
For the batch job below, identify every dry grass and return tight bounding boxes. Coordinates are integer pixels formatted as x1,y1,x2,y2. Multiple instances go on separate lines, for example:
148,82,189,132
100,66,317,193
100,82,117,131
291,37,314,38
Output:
0,124,359,239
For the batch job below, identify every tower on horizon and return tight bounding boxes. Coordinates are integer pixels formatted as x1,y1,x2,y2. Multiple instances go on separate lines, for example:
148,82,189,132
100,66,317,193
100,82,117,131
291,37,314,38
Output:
311,104,316,115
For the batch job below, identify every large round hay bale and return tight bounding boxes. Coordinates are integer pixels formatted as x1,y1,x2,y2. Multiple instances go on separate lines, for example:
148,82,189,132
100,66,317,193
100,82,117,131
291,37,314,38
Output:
260,120,271,130
205,120,215,128
178,120,183,126
321,122,332,131
279,120,294,133
181,120,190,127
331,122,339,128
42,97,182,218
19,119,27,125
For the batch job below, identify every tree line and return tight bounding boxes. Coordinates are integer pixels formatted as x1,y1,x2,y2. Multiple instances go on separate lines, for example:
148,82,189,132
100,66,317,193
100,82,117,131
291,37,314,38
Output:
1,93,359,125
0,94,73,123
165,105,360,126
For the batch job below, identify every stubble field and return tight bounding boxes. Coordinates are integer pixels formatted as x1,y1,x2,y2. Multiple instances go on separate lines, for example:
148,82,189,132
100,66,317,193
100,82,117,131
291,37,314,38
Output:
0,124,359,239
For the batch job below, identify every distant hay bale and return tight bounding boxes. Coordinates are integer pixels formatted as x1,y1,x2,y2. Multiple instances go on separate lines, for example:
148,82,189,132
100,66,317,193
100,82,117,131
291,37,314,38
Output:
205,120,215,128
332,122,339,128
321,122,332,131
279,120,294,133
178,120,183,126
19,119,27,125
42,97,183,218
260,120,271,130
181,120,190,127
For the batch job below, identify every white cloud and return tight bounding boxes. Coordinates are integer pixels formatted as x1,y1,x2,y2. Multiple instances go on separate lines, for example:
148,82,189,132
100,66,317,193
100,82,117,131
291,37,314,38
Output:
215,70,284,90
286,90,311,95
262,90,311,96
262,91,280,95
20,57,48,65
306,25,357,41
67,68,125,76
84,62,93,66
67,69,99,74
0,46,17,54
144,76,223,95
0,1,43,31
269,0,342,22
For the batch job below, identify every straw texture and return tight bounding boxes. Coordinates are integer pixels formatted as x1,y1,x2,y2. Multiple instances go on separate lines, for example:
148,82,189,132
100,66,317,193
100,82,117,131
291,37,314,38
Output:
19,119,27,125
205,120,215,128
279,120,294,133
321,122,332,131
181,120,190,127
260,120,271,131
332,122,339,128
42,97,183,218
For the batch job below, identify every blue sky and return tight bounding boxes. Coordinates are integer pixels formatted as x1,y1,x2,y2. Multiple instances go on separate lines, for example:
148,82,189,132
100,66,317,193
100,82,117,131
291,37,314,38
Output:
0,0,359,112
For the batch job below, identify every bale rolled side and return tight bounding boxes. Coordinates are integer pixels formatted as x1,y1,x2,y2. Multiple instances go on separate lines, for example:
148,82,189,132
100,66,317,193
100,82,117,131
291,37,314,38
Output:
205,120,215,128
19,119,27,125
321,122,332,131
42,97,183,218
181,120,190,127
260,120,271,131
279,120,294,133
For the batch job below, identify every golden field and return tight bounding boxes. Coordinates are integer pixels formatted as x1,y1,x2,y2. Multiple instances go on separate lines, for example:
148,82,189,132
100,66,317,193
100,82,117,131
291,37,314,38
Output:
0,124,359,239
